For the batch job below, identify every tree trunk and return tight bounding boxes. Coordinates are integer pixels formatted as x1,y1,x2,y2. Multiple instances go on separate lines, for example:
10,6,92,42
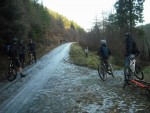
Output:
129,0,133,33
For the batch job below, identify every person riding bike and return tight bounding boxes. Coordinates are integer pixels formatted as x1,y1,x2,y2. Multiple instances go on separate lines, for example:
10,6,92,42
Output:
19,40,26,67
124,32,140,67
27,39,37,63
97,40,111,71
9,38,26,77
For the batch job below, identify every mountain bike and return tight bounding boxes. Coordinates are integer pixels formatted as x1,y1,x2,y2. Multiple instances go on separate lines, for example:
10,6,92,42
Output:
123,54,144,88
6,58,17,81
98,60,114,81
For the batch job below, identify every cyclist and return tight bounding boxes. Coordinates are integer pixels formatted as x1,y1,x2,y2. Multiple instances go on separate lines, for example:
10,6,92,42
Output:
27,39,37,63
9,38,26,77
19,40,26,67
97,40,111,71
124,32,139,67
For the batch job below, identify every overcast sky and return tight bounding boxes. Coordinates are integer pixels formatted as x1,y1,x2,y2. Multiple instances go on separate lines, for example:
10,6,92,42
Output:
41,0,150,30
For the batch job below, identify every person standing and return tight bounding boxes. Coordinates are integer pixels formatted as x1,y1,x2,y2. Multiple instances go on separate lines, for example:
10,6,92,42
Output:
27,39,37,63
9,38,26,77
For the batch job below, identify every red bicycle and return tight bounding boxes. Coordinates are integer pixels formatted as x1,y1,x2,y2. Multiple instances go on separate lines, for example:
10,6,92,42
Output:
123,55,150,93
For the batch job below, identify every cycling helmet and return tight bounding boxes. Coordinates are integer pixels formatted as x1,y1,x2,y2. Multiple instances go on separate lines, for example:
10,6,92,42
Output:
101,40,106,45
12,38,18,44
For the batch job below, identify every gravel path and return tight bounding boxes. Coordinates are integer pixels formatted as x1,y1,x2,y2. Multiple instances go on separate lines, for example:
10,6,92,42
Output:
0,43,149,113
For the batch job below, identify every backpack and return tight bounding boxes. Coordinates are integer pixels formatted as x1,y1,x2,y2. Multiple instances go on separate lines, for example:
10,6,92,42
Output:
132,41,139,56
102,46,109,58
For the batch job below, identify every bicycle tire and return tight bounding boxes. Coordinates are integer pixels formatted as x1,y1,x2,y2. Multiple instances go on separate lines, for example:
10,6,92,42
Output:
124,67,132,85
98,64,107,81
6,68,17,81
135,65,144,80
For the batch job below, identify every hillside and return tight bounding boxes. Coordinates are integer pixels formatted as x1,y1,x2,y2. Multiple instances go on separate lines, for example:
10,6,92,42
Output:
0,0,86,81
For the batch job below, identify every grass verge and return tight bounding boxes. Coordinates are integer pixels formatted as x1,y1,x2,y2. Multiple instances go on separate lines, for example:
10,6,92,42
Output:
69,43,99,70
69,43,123,70
143,66,150,82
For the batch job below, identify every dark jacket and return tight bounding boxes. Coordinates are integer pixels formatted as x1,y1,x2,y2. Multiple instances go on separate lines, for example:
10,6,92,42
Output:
125,37,133,56
98,44,111,59
9,43,20,58
28,43,36,52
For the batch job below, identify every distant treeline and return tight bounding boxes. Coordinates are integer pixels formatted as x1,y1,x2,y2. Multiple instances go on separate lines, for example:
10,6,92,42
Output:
79,0,150,66
140,24,150,62
0,0,149,66
0,0,85,47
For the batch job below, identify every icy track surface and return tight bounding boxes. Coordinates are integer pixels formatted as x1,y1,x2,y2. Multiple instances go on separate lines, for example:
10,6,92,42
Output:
0,43,149,113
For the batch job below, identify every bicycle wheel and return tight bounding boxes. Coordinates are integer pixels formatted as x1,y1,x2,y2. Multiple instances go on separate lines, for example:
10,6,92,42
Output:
6,68,17,81
98,64,107,81
135,65,144,80
124,67,132,85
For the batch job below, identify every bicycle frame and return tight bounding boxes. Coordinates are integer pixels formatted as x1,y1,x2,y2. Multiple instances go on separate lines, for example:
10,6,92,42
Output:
102,62,113,73
129,57,136,73
123,55,144,89
98,61,114,81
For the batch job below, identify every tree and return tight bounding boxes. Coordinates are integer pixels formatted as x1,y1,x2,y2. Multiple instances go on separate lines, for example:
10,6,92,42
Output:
115,0,145,32
0,0,23,41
